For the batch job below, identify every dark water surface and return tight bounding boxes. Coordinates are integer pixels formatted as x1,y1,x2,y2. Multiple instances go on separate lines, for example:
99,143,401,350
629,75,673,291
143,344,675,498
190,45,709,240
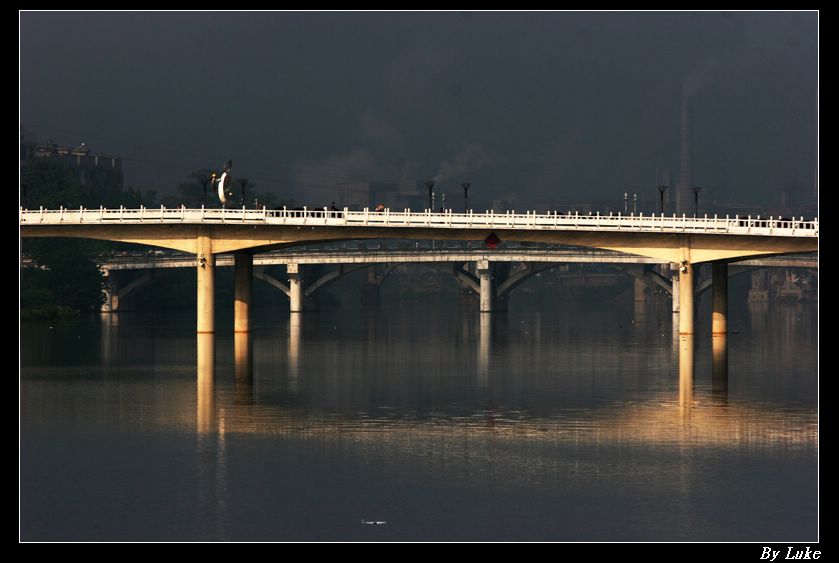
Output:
21,300,818,541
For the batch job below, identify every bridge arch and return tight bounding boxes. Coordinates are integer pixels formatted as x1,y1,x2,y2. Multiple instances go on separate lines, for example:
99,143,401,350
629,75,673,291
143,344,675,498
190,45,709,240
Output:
103,269,179,312
254,262,405,309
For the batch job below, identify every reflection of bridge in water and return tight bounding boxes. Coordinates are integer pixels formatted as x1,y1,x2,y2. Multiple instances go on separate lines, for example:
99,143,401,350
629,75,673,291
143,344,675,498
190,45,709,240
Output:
89,304,815,452
202,328,814,450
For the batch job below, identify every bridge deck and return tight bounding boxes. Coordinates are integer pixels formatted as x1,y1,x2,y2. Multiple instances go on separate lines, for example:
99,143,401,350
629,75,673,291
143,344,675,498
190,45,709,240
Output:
20,207,819,238
29,248,815,271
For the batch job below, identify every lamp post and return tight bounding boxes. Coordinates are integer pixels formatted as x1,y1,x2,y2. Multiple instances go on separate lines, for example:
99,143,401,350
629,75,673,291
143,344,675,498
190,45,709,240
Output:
208,173,217,207
693,186,703,217
240,178,249,207
624,192,628,214
426,180,435,211
462,182,471,212
201,176,212,207
657,184,668,214
633,193,638,214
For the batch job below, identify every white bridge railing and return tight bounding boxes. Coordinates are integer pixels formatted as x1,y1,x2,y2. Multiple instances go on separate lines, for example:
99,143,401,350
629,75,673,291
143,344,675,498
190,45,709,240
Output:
20,206,819,237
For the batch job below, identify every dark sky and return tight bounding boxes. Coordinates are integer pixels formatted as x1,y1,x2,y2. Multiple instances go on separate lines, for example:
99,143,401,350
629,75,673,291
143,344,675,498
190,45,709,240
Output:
20,11,817,208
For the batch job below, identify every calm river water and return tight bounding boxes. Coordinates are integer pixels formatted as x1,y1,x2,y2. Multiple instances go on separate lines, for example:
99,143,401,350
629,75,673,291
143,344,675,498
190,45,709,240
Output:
21,298,817,541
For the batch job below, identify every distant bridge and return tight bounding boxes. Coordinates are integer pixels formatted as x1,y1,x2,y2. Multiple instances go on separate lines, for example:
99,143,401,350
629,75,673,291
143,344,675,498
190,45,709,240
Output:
80,247,817,313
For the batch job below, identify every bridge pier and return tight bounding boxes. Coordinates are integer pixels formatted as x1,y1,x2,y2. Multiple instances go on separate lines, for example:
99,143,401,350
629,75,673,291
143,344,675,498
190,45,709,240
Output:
678,261,694,335
712,263,728,336
196,235,215,387
634,277,647,302
197,235,215,334
671,265,681,313
234,253,253,333
477,259,495,312
288,262,303,313
102,272,119,312
748,270,770,302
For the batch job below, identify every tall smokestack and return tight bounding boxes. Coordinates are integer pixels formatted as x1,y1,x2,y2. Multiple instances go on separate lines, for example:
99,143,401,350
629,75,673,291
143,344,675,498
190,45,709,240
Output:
675,93,692,214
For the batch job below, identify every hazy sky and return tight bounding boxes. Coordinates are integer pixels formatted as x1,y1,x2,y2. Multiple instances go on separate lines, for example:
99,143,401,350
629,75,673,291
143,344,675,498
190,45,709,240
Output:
20,11,817,208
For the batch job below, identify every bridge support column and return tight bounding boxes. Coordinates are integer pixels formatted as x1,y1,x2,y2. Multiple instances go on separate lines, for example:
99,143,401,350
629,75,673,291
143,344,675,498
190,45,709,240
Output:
102,272,119,312
678,262,694,335
712,263,728,336
477,259,494,312
197,235,215,378
634,277,647,302
234,253,253,333
671,265,680,313
288,262,303,313
197,235,215,334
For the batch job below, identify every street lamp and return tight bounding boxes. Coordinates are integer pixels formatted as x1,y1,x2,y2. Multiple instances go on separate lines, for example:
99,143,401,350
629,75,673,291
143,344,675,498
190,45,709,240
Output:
624,192,628,214
657,185,668,214
208,173,217,207
693,186,703,217
239,178,249,207
426,180,435,211
462,182,471,212
201,176,212,207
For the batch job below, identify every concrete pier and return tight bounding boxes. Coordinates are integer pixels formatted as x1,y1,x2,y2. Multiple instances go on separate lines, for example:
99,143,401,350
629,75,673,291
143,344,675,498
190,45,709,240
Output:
196,235,215,393
671,267,681,313
634,277,647,302
678,261,694,335
288,262,303,313
234,253,253,333
712,262,728,336
197,234,215,334
477,259,494,312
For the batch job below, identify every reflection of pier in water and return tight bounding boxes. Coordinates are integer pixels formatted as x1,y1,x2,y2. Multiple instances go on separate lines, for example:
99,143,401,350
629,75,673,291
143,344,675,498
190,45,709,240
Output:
191,326,812,450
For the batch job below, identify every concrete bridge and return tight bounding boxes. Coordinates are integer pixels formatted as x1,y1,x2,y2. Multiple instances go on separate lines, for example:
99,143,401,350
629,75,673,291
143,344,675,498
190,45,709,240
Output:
83,247,817,314
21,206,818,371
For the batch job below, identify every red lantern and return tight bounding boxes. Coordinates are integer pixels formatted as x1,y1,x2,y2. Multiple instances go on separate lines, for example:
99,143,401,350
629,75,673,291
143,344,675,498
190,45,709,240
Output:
484,232,501,249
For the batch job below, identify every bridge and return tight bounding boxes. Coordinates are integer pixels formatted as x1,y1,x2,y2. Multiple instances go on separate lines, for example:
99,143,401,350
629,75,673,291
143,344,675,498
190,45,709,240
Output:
21,205,818,373
78,247,817,314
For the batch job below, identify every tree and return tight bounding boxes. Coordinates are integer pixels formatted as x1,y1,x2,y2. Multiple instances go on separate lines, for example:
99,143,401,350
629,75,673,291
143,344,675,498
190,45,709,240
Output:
22,159,86,208
22,239,105,319
174,169,277,208
21,159,110,318
175,169,214,207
